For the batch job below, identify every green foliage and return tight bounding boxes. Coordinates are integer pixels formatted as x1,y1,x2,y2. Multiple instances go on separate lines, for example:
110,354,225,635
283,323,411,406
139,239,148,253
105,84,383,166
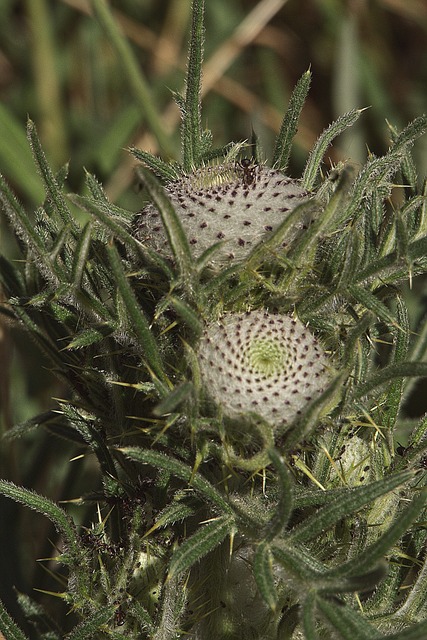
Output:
1,2,427,639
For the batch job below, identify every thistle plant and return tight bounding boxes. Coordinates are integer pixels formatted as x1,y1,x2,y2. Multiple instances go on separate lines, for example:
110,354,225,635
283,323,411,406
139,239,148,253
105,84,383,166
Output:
1,1,427,639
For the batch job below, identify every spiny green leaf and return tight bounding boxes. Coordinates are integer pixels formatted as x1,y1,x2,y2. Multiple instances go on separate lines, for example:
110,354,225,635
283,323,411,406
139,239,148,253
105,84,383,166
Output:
273,69,311,171
65,325,114,350
168,515,234,579
287,470,414,543
2,410,58,441
120,447,231,513
0,597,29,640
106,241,167,384
272,542,326,582
253,542,278,611
65,605,116,640
71,220,92,289
69,194,134,246
302,108,362,190
245,199,318,268
0,479,79,556
7,304,67,371
263,448,293,540
354,234,427,286
151,574,187,640
347,283,400,328
322,489,427,580
353,361,427,400
127,601,154,634
0,104,44,203
164,295,203,336
84,169,109,202
317,596,381,640
130,147,181,182
413,178,427,239
391,116,427,154
27,119,76,229
151,496,198,531
301,592,319,640
382,295,410,430
320,565,388,595
59,403,118,480
286,167,356,275
136,167,197,294
383,620,427,640
182,0,205,170
153,381,193,416
0,172,45,255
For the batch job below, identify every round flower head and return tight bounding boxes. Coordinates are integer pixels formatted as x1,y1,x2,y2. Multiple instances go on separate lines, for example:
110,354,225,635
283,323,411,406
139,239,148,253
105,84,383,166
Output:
135,162,312,266
198,311,331,428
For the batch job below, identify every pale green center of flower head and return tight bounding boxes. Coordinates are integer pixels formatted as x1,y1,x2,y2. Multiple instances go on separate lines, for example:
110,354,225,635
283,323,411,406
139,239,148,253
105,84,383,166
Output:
246,338,286,377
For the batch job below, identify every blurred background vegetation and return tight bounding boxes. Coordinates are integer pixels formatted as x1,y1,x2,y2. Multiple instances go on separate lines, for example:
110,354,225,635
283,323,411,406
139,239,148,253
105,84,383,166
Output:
0,0,426,634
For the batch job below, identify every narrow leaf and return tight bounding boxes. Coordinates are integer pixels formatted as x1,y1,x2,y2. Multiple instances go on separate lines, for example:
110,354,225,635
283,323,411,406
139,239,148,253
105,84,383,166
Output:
253,542,278,611
66,325,114,350
273,69,311,171
322,489,427,579
150,498,198,532
353,361,427,401
272,542,326,581
0,173,45,255
246,199,318,268
136,167,196,291
27,119,75,228
0,597,29,640
383,295,410,430
128,601,154,634
287,167,355,270
151,574,187,640
166,295,203,336
129,147,180,182
301,593,319,640
0,255,25,298
347,283,400,328
263,448,293,540
383,620,427,640
0,479,79,556
319,564,387,595
71,221,92,289
182,0,205,170
168,515,234,578
65,606,116,640
120,447,231,513
317,596,380,640
355,234,427,286
287,470,414,544
106,241,167,383
153,382,193,416
302,109,362,190
391,116,427,154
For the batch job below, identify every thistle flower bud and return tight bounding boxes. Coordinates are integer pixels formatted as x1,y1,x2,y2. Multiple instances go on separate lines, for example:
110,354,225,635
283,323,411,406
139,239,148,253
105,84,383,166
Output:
135,162,312,265
198,310,332,428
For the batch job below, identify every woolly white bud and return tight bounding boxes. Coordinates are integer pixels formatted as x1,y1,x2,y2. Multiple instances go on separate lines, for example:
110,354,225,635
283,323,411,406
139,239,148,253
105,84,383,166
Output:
198,310,331,427
136,163,312,265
